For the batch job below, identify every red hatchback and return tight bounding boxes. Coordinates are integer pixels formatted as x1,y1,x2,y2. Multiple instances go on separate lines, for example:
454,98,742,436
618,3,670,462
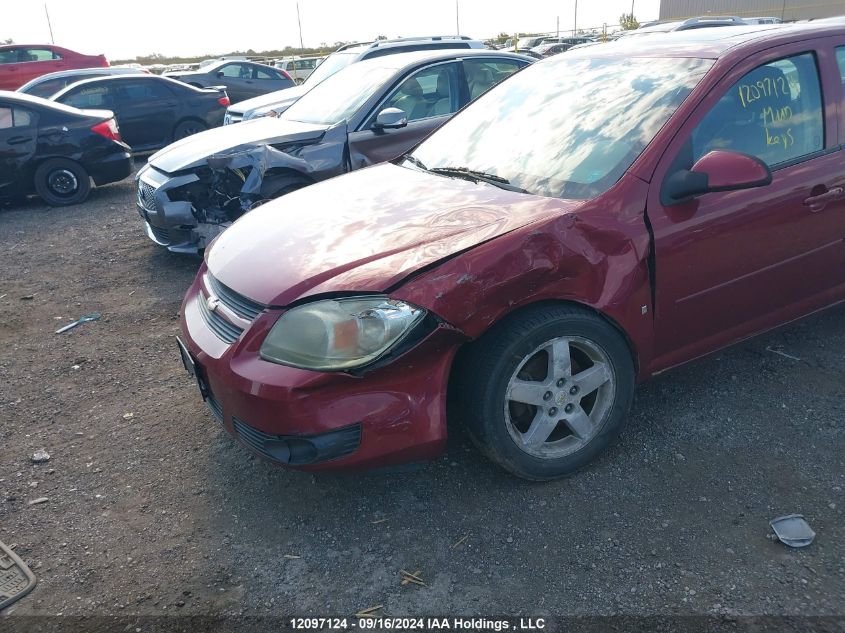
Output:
0,44,108,90
178,23,845,479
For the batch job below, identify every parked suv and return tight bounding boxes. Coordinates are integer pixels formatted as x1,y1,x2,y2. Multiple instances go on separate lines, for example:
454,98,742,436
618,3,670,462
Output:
0,44,109,90
176,22,845,478
224,36,486,124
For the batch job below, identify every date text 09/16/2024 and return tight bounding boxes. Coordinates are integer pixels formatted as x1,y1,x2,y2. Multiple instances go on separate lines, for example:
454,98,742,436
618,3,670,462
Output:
289,617,547,630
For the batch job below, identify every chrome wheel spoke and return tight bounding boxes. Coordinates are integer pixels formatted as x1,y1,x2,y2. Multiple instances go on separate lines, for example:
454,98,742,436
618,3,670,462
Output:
563,405,594,440
547,339,572,381
507,379,550,407
572,362,611,398
521,411,559,449
505,335,616,459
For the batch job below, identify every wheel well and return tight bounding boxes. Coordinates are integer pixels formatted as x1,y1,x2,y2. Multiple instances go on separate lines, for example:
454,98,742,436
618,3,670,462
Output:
174,116,206,129
448,299,640,389
260,168,314,190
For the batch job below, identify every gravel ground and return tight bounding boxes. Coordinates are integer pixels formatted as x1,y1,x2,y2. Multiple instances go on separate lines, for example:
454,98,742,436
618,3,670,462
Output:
0,176,843,626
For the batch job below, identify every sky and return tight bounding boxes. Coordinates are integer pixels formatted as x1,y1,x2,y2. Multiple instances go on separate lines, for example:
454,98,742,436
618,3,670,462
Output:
3,0,662,60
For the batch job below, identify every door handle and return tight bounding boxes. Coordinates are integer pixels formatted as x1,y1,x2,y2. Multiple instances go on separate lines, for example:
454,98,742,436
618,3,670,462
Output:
7,136,31,145
803,186,843,211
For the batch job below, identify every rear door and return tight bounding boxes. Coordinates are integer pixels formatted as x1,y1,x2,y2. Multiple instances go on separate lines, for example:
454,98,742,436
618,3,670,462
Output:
347,61,461,167
251,65,291,97
647,41,845,368
215,63,254,102
0,101,38,196
112,79,178,149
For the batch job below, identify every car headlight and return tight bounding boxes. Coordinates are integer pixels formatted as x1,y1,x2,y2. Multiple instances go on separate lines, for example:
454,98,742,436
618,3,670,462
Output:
259,296,426,371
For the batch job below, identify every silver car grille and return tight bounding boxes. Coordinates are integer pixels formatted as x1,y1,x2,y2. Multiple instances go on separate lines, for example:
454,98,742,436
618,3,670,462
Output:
138,181,158,212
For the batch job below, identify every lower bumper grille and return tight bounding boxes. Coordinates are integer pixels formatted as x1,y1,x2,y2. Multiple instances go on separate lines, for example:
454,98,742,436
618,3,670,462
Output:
206,394,223,422
232,418,361,465
147,223,170,244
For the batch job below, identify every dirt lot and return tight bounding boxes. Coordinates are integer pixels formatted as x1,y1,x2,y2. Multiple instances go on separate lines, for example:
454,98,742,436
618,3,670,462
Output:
1,174,843,626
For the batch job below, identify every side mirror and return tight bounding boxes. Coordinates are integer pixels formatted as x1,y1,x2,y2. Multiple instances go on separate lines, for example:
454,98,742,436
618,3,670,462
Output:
216,71,224,78
662,150,772,206
372,107,407,130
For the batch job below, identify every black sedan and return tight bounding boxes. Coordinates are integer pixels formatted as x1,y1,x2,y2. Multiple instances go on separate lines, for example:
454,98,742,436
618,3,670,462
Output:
136,49,531,253
17,67,150,98
50,75,229,152
0,91,132,206
164,60,294,103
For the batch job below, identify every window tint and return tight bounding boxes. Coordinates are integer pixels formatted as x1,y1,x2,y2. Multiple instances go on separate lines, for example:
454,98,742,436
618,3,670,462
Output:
463,59,524,100
117,80,173,100
255,67,281,80
21,48,60,62
0,48,19,64
383,63,458,121
691,53,823,168
835,47,845,92
219,63,250,79
27,77,72,98
62,85,114,109
0,107,35,129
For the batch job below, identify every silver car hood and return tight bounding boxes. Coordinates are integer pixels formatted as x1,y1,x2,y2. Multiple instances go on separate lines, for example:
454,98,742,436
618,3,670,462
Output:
226,85,310,117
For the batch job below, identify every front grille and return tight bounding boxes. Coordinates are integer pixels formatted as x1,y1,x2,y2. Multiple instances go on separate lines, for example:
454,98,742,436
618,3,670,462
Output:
138,181,158,211
198,293,243,344
232,418,362,465
147,223,170,244
206,274,265,321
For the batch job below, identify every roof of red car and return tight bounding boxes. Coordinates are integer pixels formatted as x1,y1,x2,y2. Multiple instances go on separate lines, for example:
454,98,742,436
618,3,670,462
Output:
569,21,845,60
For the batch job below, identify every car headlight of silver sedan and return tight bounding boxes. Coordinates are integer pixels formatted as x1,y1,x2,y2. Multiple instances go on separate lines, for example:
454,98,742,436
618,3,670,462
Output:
259,296,426,371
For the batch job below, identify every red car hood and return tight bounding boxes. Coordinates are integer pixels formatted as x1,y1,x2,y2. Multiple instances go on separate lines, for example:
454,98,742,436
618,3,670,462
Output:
207,163,582,306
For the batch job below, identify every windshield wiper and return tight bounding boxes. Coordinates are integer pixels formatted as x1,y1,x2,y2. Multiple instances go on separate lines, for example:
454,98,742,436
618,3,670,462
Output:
429,166,529,194
402,154,428,171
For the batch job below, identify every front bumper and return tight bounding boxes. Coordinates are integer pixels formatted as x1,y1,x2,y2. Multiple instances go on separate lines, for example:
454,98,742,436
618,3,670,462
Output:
179,269,464,470
136,165,212,254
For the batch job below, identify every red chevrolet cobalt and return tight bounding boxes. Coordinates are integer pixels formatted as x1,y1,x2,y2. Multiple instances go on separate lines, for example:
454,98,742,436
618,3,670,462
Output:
177,23,845,479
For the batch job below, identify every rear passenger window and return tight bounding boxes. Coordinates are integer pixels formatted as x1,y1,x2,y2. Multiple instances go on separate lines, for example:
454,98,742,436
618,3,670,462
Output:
118,81,173,100
0,107,35,129
255,67,281,80
63,86,114,109
463,59,524,100
691,53,823,168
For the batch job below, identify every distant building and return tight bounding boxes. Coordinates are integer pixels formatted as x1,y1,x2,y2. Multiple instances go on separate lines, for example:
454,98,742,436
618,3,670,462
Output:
659,0,842,21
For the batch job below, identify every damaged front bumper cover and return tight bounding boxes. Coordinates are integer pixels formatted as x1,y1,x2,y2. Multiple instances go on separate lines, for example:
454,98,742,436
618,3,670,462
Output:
136,123,348,254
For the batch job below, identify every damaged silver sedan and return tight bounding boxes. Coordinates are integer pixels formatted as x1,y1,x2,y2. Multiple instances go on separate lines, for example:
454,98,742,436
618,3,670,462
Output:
136,49,531,253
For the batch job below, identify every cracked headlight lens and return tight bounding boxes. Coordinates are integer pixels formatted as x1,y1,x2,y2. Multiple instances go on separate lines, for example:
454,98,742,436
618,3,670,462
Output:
259,296,426,371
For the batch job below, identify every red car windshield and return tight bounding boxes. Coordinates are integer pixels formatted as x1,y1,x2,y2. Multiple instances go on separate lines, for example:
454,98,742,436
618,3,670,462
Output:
412,56,714,200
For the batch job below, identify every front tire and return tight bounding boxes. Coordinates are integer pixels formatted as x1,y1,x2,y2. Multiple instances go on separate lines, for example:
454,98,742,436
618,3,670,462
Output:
460,304,635,480
33,158,91,206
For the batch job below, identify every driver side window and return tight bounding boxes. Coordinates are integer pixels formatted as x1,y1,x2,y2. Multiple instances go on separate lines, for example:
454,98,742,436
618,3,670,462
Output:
382,63,458,123
690,53,824,168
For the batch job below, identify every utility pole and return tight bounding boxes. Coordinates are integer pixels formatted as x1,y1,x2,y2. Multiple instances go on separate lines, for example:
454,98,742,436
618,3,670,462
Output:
573,0,578,36
456,0,460,36
296,2,304,50
556,16,560,38
44,4,55,44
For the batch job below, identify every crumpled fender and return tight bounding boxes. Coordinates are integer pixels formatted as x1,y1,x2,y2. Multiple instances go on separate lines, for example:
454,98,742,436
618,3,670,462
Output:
391,173,657,379
205,121,349,211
